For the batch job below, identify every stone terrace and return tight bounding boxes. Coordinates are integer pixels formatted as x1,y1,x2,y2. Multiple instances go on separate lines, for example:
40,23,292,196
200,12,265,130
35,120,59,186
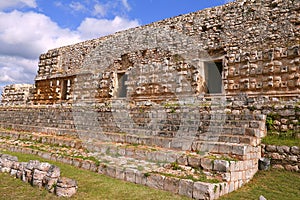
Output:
0,104,266,199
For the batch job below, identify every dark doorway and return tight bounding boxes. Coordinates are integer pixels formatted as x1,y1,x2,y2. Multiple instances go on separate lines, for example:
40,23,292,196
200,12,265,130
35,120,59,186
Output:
61,80,68,100
204,61,223,94
116,73,128,98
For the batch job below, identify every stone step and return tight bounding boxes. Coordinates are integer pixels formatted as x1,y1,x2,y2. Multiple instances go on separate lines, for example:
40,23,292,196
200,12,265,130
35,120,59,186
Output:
191,141,261,161
0,123,77,137
0,134,259,200
0,129,82,149
0,128,261,162
1,141,234,200
84,141,205,168
198,134,260,146
78,131,194,150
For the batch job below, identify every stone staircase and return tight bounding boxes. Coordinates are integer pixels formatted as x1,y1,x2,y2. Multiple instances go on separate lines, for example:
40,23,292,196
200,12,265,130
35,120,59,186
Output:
0,107,266,200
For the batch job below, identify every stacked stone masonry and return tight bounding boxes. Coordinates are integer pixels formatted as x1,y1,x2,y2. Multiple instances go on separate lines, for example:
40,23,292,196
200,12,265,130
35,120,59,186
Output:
0,104,266,199
1,84,34,106
0,120,264,200
262,144,300,172
0,0,299,199
0,153,77,197
21,0,299,105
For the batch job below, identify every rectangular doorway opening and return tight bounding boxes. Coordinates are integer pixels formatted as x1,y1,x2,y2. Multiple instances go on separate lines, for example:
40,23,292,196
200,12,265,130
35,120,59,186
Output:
61,80,68,100
204,61,223,94
116,73,128,98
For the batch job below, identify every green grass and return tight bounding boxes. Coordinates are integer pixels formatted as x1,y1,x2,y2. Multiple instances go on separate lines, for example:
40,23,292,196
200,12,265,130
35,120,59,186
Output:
0,150,190,200
262,132,300,147
220,169,300,200
1,151,300,200
0,173,58,200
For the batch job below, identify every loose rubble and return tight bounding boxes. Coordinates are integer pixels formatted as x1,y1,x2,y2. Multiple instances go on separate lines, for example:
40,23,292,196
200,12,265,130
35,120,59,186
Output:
0,153,77,198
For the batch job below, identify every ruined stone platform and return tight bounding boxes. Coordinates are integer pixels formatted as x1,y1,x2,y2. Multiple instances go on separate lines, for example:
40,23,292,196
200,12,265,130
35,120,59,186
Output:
0,109,266,200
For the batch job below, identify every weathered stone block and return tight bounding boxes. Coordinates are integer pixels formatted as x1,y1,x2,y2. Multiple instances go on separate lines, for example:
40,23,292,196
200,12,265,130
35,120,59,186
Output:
81,160,91,170
72,158,82,168
291,146,300,155
232,145,247,156
37,162,52,171
97,164,108,174
115,167,125,180
32,169,47,187
106,165,116,178
177,154,188,166
125,169,136,183
26,160,40,170
178,179,194,198
285,165,299,172
47,165,60,178
56,177,77,197
188,156,201,168
277,146,290,153
10,169,18,177
135,171,147,185
146,173,165,190
44,176,58,193
213,160,230,172
272,164,284,170
288,155,298,162
193,182,213,200
270,153,284,160
201,158,213,171
163,177,179,194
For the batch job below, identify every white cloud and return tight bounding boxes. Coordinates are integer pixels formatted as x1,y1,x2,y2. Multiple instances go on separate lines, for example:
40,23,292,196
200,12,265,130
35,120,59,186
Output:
0,11,81,59
121,0,131,11
77,16,139,39
0,10,140,88
70,1,86,12
93,3,106,17
0,10,81,87
0,56,37,83
0,0,37,10
54,1,63,8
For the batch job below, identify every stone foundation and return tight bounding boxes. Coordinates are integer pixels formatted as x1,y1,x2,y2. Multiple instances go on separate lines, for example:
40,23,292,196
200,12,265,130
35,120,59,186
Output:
0,103,267,199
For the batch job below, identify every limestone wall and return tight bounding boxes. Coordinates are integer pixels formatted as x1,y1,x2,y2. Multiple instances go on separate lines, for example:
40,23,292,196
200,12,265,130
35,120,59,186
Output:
29,0,300,104
1,84,34,106
262,144,300,172
0,96,298,138
0,104,266,152
223,97,300,135
0,106,76,136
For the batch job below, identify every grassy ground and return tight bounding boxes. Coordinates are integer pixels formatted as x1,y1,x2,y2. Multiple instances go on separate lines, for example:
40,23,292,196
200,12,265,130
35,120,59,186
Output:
262,133,300,147
0,150,190,200
1,151,300,200
219,169,300,200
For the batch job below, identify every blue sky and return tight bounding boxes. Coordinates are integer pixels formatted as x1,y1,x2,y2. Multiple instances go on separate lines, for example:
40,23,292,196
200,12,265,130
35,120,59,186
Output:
0,0,230,92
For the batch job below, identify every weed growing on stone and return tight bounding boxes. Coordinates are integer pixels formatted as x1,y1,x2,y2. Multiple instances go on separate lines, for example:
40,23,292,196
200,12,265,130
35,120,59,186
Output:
171,162,182,170
137,165,145,171
205,154,239,162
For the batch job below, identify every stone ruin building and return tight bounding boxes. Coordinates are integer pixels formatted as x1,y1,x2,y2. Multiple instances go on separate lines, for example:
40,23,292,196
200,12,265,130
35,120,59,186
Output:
28,0,299,105
0,0,299,199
